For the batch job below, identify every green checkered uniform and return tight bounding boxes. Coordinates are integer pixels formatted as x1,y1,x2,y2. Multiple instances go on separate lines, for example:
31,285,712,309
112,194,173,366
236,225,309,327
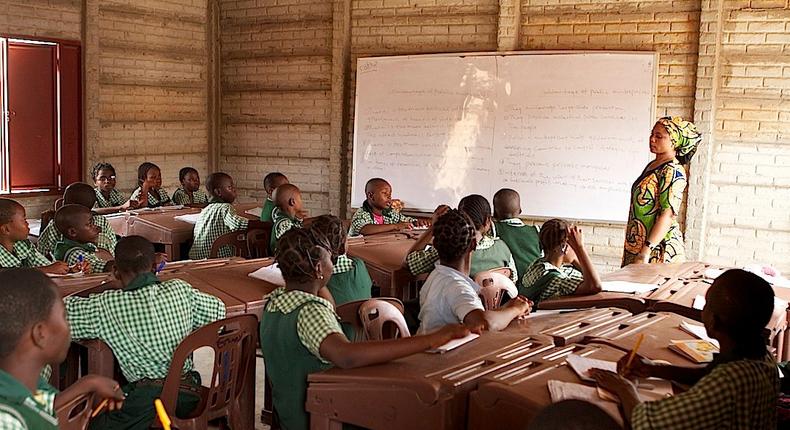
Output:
94,187,126,208
270,208,303,253
348,202,415,236
260,288,343,430
65,272,225,430
172,188,209,206
260,198,276,222
329,254,373,340
0,371,58,430
0,240,52,269
37,215,117,257
130,187,171,208
188,202,249,260
520,258,584,303
632,353,778,429
405,236,518,283
52,239,108,274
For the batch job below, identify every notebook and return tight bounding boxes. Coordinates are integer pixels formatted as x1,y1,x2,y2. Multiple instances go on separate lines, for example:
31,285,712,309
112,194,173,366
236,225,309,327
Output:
669,339,718,363
547,380,623,426
566,354,617,382
247,263,286,287
174,213,201,224
600,281,658,294
425,333,479,354
679,321,720,348
244,207,263,218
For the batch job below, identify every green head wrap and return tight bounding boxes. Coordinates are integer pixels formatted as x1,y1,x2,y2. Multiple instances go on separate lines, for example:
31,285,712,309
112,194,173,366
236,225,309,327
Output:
657,116,702,164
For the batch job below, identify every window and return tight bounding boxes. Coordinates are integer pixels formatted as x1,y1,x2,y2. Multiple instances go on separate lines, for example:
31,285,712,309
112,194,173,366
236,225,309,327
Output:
0,36,81,194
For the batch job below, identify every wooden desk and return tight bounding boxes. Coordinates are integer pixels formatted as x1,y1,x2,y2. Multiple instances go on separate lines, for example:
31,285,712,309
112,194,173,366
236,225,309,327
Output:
347,232,419,301
106,203,259,260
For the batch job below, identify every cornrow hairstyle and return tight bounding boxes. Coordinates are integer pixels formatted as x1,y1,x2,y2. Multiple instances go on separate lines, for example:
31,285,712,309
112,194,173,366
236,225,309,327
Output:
179,167,198,183
0,198,23,225
0,269,58,360
307,215,347,264
115,236,156,273
276,228,330,284
432,209,476,262
539,218,570,253
458,194,492,232
91,162,116,181
137,162,160,186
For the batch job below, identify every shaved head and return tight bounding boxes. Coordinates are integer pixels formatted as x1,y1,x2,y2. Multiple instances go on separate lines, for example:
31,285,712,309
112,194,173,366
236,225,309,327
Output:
493,188,521,219
365,178,389,194
54,204,91,235
273,183,301,209
64,182,97,209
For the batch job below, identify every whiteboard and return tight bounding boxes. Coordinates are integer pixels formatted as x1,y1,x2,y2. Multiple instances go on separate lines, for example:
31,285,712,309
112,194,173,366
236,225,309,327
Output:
351,52,656,222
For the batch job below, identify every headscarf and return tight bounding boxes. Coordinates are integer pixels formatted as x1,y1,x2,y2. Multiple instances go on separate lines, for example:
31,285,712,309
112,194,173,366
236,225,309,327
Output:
657,116,702,164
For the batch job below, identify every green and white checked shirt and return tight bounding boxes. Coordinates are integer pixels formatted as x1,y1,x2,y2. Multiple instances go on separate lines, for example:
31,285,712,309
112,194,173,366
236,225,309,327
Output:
130,187,172,208
263,288,343,363
94,187,126,208
332,254,355,274
188,202,249,260
520,258,583,302
632,353,778,430
271,208,303,252
347,203,415,236
37,215,117,257
53,239,108,274
0,372,58,430
0,240,52,269
172,188,209,205
405,236,518,282
64,273,226,383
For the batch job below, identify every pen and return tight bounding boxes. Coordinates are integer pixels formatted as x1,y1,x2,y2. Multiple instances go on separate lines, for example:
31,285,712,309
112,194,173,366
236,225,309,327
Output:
154,399,171,430
91,399,109,418
156,261,166,273
624,333,645,373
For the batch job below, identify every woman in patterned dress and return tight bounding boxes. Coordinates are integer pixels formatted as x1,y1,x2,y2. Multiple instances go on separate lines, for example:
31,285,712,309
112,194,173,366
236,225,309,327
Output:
622,117,702,266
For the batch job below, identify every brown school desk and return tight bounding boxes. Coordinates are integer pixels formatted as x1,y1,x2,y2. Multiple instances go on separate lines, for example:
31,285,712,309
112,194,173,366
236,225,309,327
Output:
105,203,259,261
346,231,420,300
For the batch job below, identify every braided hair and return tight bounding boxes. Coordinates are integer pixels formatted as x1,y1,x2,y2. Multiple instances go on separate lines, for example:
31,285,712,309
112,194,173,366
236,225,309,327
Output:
458,194,492,233
307,214,347,264
276,228,332,284
539,218,569,254
179,167,198,183
433,209,476,262
91,162,115,181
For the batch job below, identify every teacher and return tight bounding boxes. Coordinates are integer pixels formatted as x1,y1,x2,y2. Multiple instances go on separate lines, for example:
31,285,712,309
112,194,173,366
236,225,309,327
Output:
622,116,702,266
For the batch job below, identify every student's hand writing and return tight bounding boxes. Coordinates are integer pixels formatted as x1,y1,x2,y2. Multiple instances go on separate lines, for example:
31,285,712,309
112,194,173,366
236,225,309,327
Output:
566,225,584,251
590,369,636,398
84,375,125,411
154,253,168,269
41,261,70,275
430,324,471,348
431,204,450,225
617,353,655,379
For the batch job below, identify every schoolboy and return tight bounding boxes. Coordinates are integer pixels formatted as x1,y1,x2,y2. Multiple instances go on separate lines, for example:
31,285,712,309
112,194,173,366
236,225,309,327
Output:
520,218,601,304
66,236,226,430
189,172,264,260
52,204,114,274
0,268,124,429
0,199,68,274
269,183,306,253
260,172,289,222
591,269,779,429
261,228,470,430
92,162,137,214
492,188,541,280
130,162,171,208
417,209,531,334
172,167,209,206
37,182,117,257
348,178,421,236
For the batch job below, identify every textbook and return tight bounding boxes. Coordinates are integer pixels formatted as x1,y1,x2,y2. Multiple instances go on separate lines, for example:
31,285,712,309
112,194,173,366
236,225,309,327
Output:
669,339,718,363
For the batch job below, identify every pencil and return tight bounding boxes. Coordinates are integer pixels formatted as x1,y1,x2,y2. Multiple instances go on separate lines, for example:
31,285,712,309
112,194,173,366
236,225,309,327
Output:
154,398,172,430
624,333,645,372
90,399,109,418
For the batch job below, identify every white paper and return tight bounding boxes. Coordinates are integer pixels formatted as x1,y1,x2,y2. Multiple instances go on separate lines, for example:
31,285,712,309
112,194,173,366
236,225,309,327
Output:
248,263,285,287
566,354,617,382
425,333,479,353
601,281,657,294
679,321,720,348
245,207,263,217
692,295,706,310
27,219,41,236
704,268,724,280
174,213,202,224
547,380,623,425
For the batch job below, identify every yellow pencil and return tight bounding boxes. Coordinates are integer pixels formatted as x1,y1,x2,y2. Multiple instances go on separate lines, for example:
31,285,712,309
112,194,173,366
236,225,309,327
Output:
154,398,171,430
90,399,109,418
624,333,645,372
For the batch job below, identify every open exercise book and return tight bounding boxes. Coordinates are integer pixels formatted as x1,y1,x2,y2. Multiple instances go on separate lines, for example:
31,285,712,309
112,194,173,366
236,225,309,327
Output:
248,263,286,287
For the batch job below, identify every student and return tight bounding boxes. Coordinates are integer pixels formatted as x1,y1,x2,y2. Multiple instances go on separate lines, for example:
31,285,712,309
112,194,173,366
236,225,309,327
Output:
0,199,68,274
37,182,118,257
417,209,531,334
92,162,137,214
171,167,209,206
188,172,258,259
492,188,541,282
405,195,519,284
130,162,171,208
520,219,601,304
260,228,470,430
66,236,226,430
52,204,114,274
0,269,125,430
348,178,422,236
591,269,779,429
270,183,306,253
260,172,289,222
